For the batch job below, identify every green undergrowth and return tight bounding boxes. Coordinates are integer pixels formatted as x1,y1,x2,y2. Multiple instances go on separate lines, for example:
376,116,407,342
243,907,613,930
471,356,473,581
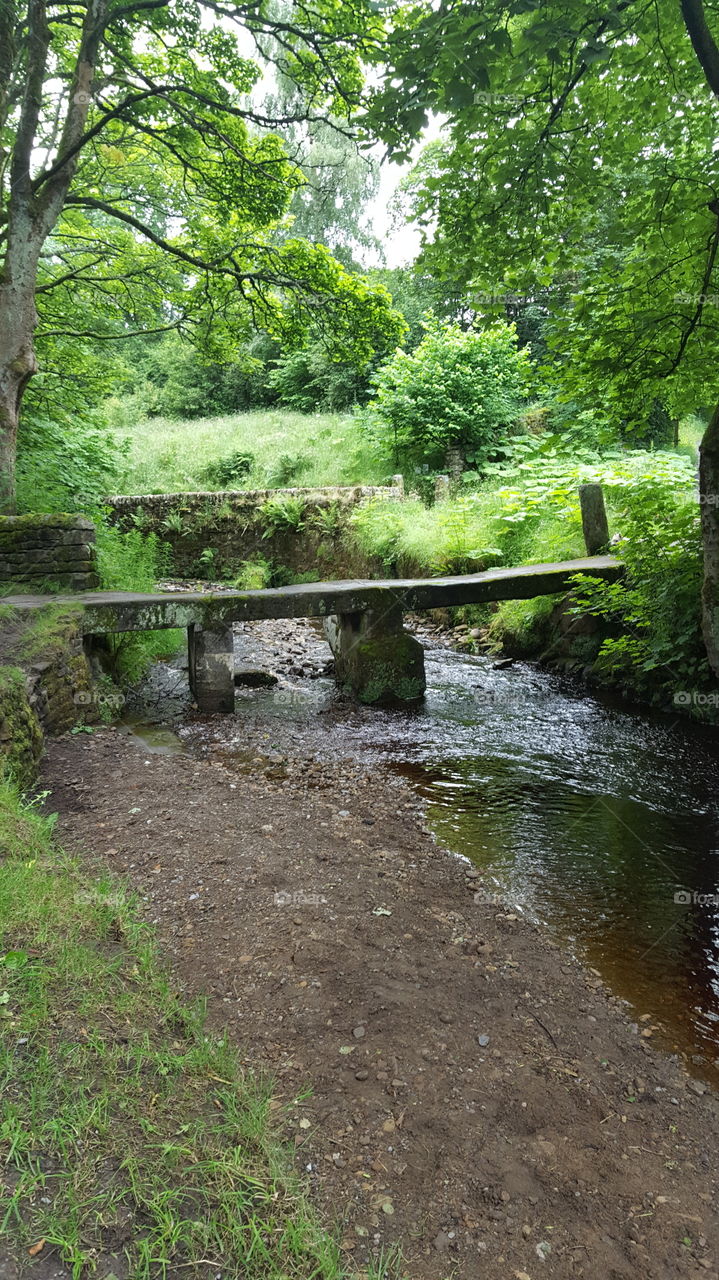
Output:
114,410,391,495
93,522,183,684
0,779,404,1280
486,595,564,657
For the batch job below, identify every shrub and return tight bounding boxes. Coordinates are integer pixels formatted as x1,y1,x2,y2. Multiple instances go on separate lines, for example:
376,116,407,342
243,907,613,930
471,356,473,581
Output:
268,344,373,411
265,451,311,487
202,450,255,488
569,481,709,707
16,415,122,514
366,318,533,474
234,556,273,590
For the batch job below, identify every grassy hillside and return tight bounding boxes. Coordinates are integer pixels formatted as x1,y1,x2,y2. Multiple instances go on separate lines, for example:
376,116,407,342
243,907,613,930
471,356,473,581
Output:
115,410,390,495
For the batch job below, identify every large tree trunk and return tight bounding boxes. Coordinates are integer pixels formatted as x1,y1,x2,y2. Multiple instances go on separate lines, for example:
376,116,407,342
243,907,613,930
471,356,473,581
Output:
699,402,719,675
0,279,39,513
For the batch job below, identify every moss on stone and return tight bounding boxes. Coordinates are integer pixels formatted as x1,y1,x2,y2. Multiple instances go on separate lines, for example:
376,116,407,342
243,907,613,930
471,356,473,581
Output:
0,666,43,788
339,630,426,706
0,512,95,532
16,604,85,662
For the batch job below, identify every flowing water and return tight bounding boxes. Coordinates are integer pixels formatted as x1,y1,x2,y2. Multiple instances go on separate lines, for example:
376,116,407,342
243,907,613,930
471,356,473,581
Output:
127,630,719,1078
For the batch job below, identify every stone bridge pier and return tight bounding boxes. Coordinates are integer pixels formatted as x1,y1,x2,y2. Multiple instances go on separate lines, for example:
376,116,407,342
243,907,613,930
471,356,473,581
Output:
187,622,235,713
187,606,427,713
324,603,426,707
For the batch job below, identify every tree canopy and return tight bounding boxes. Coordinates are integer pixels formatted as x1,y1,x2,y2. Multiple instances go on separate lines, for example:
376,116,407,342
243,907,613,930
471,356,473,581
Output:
368,0,719,424
0,0,403,507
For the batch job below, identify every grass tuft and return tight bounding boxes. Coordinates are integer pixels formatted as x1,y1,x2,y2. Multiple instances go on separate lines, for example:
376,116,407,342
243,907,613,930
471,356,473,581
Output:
0,780,403,1280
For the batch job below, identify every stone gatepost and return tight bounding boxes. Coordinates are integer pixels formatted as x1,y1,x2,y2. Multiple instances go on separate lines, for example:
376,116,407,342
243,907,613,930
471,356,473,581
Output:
578,483,610,555
187,623,235,712
325,603,426,706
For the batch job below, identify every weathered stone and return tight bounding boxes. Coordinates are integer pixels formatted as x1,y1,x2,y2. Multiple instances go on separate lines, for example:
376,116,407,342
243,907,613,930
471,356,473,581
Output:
325,603,426,706
434,474,451,502
102,483,402,580
187,622,235,713
0,667,43,787
0,513,97,593
579,483,610,555
8,556,622,634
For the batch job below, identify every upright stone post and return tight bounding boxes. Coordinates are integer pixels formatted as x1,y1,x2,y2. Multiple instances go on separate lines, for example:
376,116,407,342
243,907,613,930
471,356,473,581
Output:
324,602,426,706
187,622,235,712
579,483,610,555
434,474,450,503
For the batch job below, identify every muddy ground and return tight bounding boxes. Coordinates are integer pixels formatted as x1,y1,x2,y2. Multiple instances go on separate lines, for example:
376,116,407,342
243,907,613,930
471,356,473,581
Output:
40,618,719,1280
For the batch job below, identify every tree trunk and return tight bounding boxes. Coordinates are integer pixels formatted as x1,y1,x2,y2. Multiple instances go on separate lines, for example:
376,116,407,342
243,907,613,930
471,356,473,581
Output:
699,402,719,676
0,279,39,513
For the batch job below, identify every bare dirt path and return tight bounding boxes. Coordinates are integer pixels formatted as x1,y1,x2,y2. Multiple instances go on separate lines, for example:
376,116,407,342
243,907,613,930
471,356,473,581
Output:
40,620,719,1280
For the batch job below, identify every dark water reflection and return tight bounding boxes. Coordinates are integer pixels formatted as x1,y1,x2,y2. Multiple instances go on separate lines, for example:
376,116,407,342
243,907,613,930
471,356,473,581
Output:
380,651,719,1075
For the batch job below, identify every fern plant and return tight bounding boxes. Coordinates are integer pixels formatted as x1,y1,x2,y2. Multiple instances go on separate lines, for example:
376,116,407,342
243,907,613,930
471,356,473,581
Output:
259,495,307,536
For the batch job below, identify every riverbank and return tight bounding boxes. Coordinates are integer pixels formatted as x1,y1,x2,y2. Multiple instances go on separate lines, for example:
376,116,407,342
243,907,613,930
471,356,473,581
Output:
36,627,719,1279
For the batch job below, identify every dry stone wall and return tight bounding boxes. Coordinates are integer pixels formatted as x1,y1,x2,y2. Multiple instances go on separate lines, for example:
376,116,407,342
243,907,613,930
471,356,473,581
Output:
104,480,404,580
0,514,99,592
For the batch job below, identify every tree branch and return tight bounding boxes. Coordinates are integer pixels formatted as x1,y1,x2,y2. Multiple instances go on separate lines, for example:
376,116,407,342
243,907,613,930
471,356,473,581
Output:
681,0,719,98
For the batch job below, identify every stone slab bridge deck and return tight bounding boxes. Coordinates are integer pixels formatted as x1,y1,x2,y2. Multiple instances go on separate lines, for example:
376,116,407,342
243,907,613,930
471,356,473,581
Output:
11,555,621,711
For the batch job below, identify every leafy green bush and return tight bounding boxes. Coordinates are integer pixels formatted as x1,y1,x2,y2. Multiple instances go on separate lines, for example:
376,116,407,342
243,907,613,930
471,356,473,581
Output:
268,345,372,411
366,318,533,473
16,415,123,514
234,555,273,590
202,450,255,488
569,482,709,707
265,452,311,487
122,333,276,421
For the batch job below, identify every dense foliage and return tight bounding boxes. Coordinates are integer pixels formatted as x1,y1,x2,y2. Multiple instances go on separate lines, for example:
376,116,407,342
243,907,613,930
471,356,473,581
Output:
366,319,532,473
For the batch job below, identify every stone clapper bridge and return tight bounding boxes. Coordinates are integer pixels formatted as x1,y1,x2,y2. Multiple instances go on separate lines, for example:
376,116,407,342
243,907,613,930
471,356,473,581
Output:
12,554,621,711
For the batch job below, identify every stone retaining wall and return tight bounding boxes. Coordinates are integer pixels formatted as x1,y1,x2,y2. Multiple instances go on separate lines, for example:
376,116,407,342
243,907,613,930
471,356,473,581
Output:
0,513,100,592
104,480,403,581
0,605,98,785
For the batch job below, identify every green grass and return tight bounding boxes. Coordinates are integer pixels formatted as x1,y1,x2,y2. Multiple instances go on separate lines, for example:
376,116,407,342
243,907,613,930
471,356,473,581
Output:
677,412,706,464
0,780,403,1280
115,410,391,495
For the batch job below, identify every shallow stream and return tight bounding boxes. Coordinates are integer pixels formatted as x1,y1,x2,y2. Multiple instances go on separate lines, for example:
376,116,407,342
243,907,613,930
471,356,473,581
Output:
125,625,719,1078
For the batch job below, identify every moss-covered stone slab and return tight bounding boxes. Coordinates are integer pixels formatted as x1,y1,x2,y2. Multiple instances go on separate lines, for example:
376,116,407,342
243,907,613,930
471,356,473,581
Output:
7,556,623,634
